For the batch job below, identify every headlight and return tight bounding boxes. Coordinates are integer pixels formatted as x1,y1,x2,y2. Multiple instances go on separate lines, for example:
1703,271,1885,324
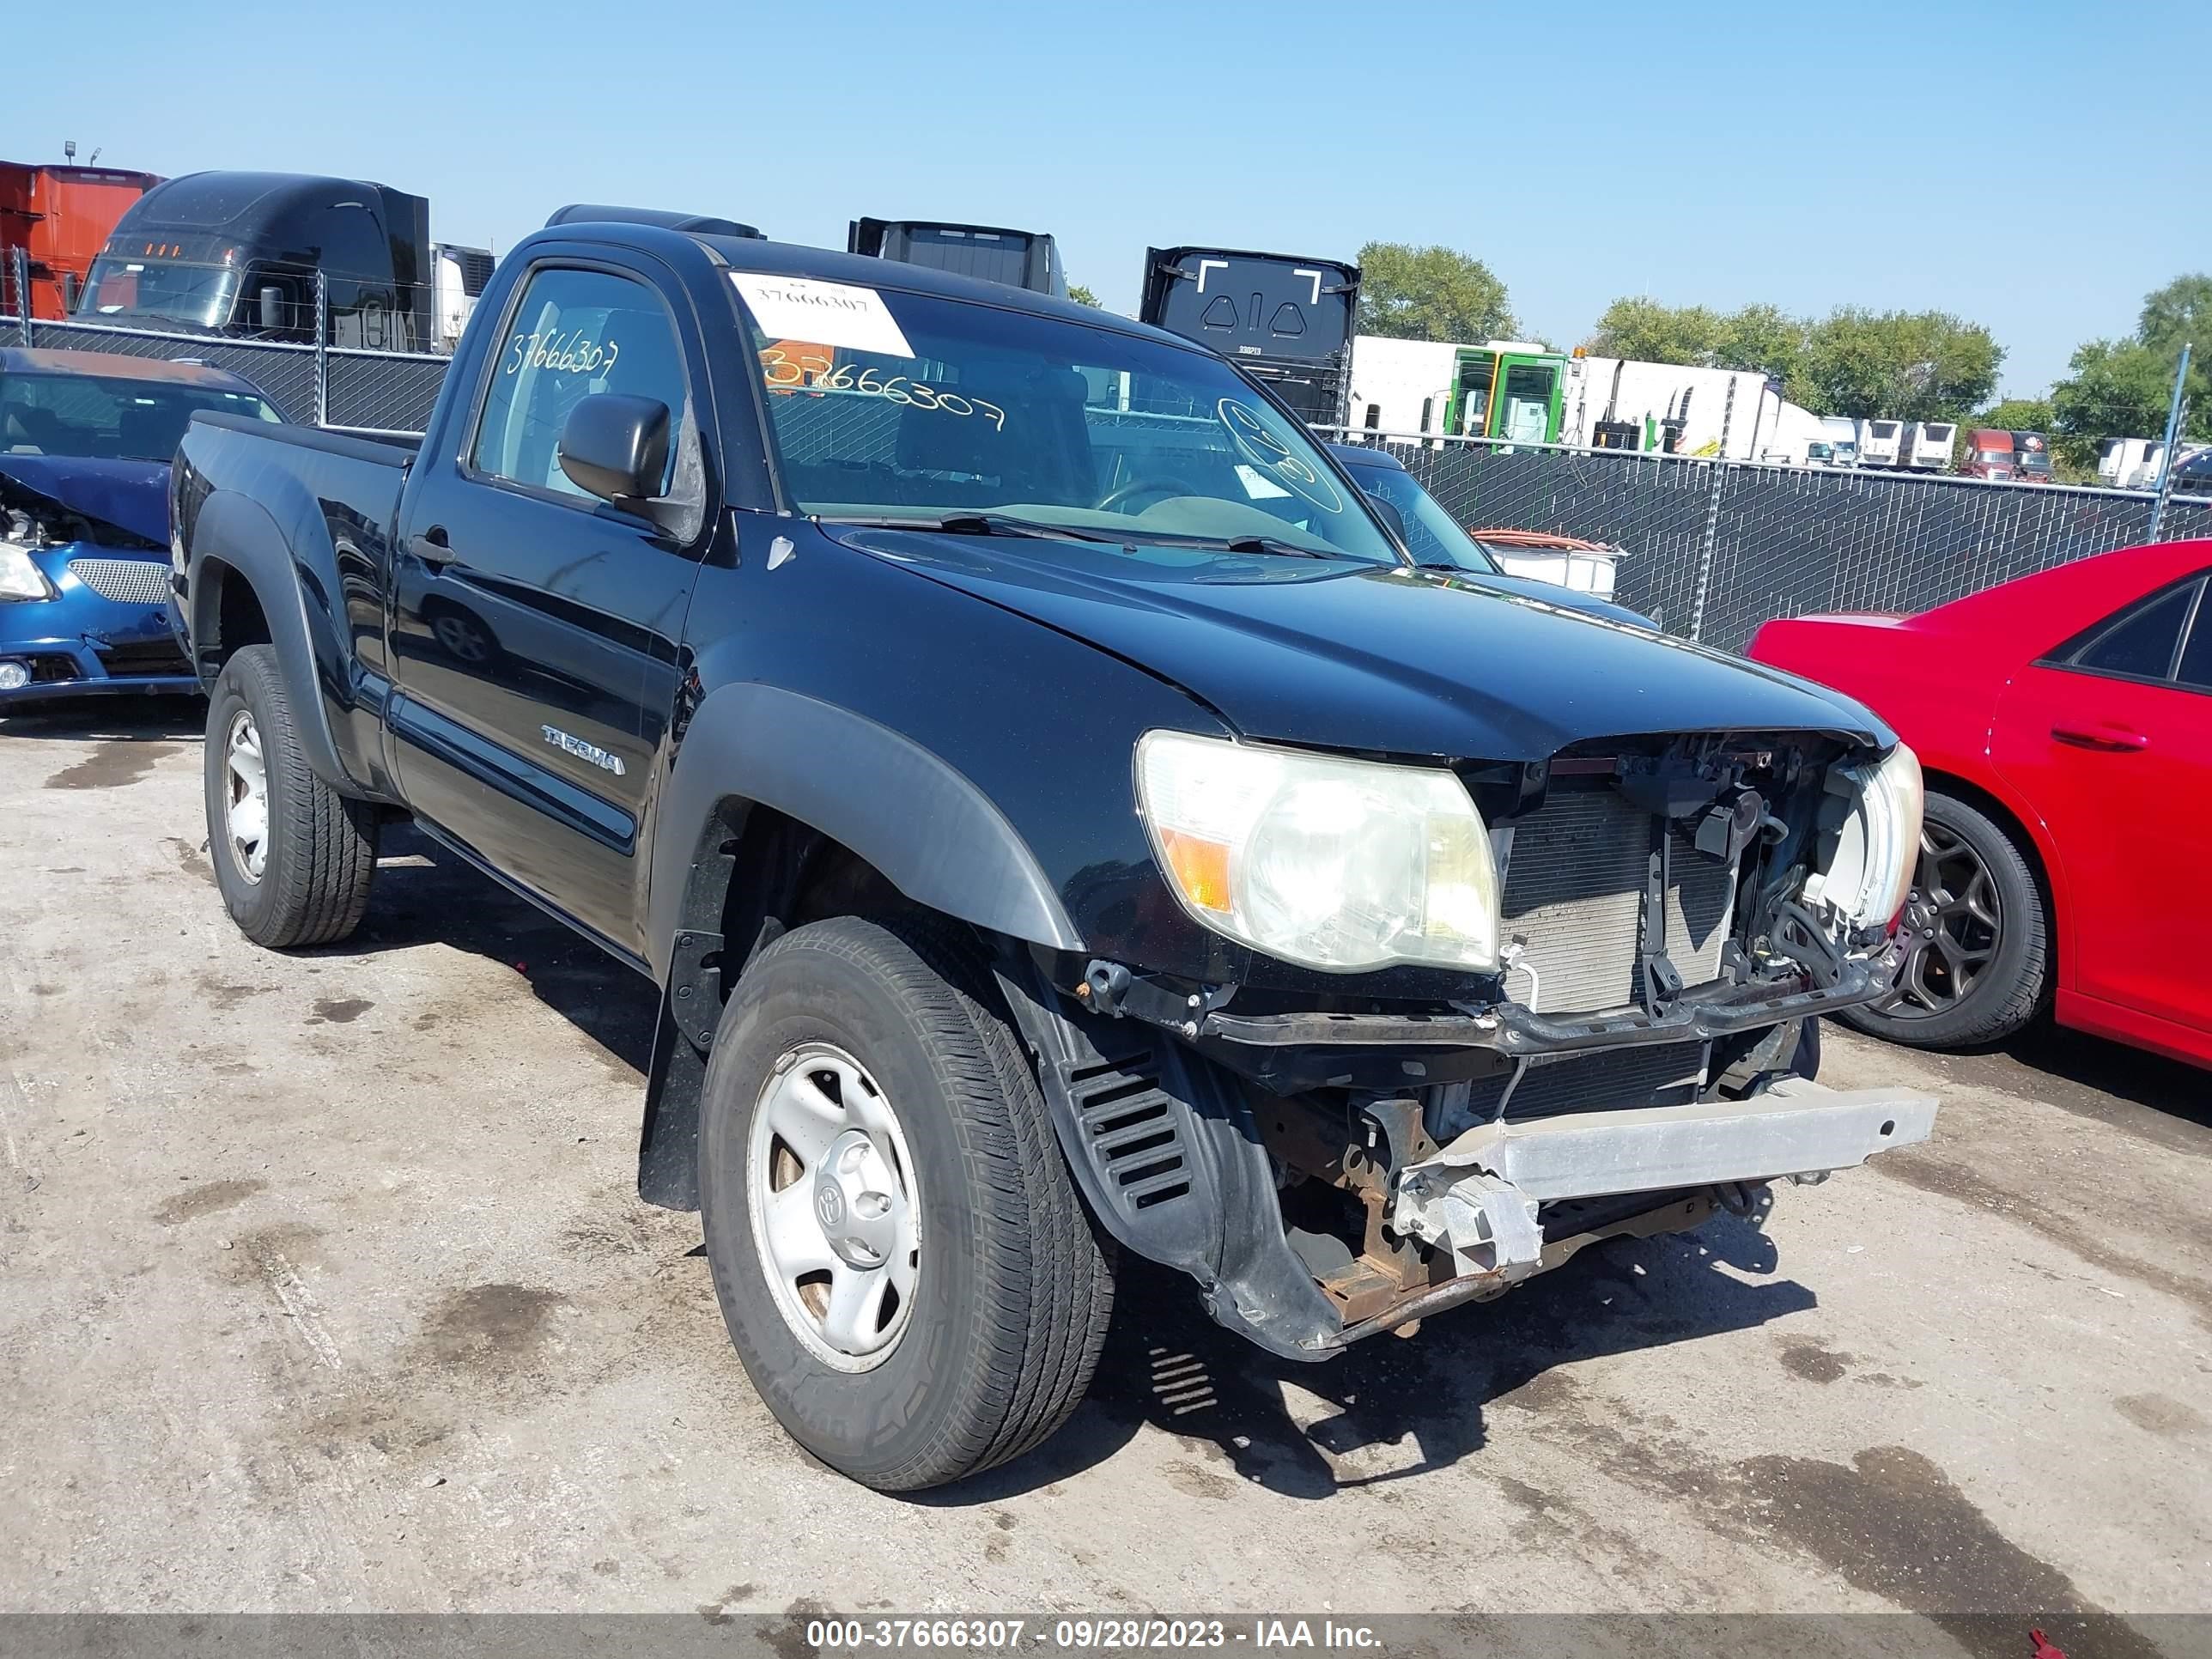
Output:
1135,730,1500,973
0,539,54,602
1804,743,1924,927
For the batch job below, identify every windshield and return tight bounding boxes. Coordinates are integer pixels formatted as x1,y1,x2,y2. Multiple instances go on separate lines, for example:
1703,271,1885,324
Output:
0,371,280,461
79,256,240,330
1350,464,1498,573
737,278,1398,562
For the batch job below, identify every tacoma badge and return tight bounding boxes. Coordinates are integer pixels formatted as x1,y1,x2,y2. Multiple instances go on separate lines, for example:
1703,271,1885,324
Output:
541,724,626,776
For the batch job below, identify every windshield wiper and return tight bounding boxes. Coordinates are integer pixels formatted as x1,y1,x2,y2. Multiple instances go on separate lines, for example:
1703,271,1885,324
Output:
1217,534,1337,560
825,512,1119,544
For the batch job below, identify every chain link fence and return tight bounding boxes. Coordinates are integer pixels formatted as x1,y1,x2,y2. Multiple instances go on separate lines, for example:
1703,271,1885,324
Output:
1322,429,2212,651
7,233,2203,648
3,246,453,431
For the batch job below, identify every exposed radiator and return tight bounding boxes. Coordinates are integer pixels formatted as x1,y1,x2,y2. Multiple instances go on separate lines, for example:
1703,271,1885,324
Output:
1499,787,1736,1013
1462,1041,1708,1125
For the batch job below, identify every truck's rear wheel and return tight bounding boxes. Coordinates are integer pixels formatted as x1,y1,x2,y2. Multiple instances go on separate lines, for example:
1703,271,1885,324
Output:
203,644,379,949
698,916,1112,1491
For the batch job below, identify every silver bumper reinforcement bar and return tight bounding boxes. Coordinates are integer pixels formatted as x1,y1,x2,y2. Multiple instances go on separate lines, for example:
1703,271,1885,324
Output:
1391,1079,1939,1278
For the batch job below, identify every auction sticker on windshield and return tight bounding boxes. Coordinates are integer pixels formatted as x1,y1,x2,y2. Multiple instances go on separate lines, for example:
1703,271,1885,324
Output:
732,274,914,359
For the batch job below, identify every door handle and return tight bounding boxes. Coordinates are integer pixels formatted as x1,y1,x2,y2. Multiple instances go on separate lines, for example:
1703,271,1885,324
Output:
412,525,452,569
2051,724,2150,752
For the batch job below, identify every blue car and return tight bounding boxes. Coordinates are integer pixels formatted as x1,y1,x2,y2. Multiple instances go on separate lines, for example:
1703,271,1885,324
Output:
1328,441,1655,628
1,348,284,706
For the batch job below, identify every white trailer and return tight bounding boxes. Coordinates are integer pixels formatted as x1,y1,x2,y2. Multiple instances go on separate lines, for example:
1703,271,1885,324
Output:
1343,337,1829,462
1857,419,1905,467
432,243,495,354
1900,422,1957,471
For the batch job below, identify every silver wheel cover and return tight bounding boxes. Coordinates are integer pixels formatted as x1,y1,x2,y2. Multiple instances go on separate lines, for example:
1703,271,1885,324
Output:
747,1042,921,1370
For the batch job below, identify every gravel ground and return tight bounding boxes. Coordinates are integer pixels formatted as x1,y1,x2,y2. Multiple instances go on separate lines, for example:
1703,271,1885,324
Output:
1,701,2206,1653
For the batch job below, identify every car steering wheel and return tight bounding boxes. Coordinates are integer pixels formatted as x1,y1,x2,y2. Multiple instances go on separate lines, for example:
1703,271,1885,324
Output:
1097,476,1200,514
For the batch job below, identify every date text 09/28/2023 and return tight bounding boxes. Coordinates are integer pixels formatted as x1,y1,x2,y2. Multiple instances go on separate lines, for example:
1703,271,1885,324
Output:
803,1618,1385,1650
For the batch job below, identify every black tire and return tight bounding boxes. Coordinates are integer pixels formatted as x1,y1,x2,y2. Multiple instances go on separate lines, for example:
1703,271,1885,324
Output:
203,644,379,949
1840,790,2047,1050
698,916,1113,1491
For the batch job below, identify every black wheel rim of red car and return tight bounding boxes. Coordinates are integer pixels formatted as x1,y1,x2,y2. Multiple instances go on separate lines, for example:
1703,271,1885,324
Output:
1893,823,2000,1017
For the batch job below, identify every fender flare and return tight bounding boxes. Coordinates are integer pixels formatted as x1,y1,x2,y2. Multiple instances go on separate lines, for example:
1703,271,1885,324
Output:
188,489,360,792
646,683,1083,978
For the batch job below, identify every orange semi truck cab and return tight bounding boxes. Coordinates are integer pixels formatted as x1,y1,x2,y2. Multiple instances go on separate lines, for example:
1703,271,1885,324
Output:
0,162,161,320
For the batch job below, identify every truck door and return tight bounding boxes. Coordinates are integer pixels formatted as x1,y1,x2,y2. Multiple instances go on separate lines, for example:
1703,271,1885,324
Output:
1494,355,1562,443
386,256,710,957
1449,351,1496,436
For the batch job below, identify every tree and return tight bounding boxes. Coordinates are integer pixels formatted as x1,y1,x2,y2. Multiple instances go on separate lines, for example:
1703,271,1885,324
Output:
1792,308,2002,423
1970,397,2055,434
2051,340,2182,466
1711,302,1804,381
2137,272,2212,361
1583,297,1721,364
1354,242,1515,343
2046,274,2210,467
1066,282,1100,307
1583,297,1805,382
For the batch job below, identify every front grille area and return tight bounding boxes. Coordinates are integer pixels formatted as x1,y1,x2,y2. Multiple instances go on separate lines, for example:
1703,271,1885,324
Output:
1464,1041,1707,1124
68,557,173,606
93,638,190,678
1499,787,1736,1013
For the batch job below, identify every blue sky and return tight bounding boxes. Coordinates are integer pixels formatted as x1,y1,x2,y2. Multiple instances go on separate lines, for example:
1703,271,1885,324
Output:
13,1,2207,395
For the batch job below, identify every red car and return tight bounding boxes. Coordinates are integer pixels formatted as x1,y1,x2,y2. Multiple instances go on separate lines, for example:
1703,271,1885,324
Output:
1748,538,2212,1069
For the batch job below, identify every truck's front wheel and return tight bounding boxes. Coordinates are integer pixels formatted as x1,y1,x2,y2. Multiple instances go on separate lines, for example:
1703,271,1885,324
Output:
203,644,379,949
698,917,1112,1491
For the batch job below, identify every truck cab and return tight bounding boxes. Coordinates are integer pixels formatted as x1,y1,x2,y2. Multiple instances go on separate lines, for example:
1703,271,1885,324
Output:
76,171,433,349
1960,428,2015,480
1,161,161,320
1449,343,1568,443
1139,246,1359,427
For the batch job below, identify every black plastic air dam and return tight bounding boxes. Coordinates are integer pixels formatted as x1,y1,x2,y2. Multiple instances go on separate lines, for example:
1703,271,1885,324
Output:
994,957,1344,1362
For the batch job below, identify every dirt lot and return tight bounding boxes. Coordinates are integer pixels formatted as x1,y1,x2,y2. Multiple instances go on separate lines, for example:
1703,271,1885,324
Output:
2,702,2208,1642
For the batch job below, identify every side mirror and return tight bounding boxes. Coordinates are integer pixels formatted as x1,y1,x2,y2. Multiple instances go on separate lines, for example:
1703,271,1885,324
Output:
557,393,671,506
1364,489,1409,544
258,284,285,330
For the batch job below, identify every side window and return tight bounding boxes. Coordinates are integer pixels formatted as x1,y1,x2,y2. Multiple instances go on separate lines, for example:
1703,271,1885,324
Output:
2176,583,2212,692
2066,580,2199,681
471,266,690,503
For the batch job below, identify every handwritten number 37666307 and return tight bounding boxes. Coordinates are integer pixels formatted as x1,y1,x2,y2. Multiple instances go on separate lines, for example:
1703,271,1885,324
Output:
761,350,1006,433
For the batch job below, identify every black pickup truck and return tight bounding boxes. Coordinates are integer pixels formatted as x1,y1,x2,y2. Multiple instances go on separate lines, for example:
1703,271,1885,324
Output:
171,219,1938,1491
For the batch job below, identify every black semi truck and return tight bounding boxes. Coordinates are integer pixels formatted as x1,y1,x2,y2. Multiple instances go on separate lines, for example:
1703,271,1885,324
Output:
848,216,1065,298
1140,246,1360,428
76,172,434,350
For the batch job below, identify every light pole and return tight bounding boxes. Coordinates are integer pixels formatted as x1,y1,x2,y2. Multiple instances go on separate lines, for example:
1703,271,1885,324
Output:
2148,343,2192,539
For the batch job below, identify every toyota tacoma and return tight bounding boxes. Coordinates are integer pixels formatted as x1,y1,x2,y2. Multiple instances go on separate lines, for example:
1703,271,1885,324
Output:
170,216,1938,1490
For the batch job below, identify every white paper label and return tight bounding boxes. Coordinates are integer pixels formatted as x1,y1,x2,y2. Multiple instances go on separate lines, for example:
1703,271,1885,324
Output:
730,273,914,359
1234,463,1292,500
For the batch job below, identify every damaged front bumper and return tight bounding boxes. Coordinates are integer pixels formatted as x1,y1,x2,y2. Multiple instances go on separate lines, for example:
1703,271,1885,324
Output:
1193,953,1903,1091
0,546,198,704
1389,1077,1935,1291
999,943,1935,1362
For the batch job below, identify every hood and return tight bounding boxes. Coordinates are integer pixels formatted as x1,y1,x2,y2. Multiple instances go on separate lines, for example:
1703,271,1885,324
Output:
1460,571,1654,629
0,456,170,548
832,528,1887,761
